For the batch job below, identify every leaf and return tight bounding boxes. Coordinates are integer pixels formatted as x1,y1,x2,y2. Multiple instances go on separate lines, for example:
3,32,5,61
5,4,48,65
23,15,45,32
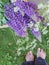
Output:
0,13,3,22
0,7,4,12
2,17,7,24
0,0,9,5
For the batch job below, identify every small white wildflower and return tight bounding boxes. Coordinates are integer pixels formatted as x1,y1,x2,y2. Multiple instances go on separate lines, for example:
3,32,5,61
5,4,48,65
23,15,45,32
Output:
36,22,40,26
17,51,21,56
14,6,20,12
34,24,39,32
10,0,17,3
34,27,39,32
28,21,34,28
46,9,49,14
38,3,44,9
34,24,39,28
16,39,21,43
47,22,49,26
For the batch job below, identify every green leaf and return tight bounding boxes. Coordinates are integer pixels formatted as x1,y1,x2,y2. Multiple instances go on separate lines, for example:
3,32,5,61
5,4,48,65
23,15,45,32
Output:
0,7,4,12
0,0,9,5
2,17,7,24
0,13,3,22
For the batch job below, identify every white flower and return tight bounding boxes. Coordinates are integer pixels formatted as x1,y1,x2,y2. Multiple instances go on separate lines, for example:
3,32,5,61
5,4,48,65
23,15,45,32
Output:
10,0,17,3
46,9,49,14
16,39,21,44
38,3,44,9
47,22,49,26
34,24,39,32
14,6,20,12
17,51,21,56
28,21,34,28
35,23,39,27
34,27,39,32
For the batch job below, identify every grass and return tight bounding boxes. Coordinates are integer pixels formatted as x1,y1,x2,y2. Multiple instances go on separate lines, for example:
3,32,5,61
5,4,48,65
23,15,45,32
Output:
0,27,49,65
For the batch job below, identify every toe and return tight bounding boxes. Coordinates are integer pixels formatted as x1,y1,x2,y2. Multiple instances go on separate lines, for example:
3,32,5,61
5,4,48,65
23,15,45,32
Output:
37,48,41,52
41,49,43,52
29,51,32,55
26,51,32,56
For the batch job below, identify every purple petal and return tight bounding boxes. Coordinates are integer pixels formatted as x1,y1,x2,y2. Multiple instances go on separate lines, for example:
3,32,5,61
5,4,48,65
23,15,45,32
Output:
31,29,42,42
38,16,44,21
15,1,36,17
7,20,28,37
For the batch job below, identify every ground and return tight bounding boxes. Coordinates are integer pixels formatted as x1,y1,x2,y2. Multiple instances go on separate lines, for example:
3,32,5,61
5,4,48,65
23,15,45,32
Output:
0,27,49,65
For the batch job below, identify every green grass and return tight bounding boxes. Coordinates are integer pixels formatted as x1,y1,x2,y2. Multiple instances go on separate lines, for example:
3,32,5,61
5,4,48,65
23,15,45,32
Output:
0,27,49,65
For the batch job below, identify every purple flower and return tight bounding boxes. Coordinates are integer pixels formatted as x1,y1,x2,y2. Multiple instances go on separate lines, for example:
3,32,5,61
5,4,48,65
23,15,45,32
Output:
4,1,43,41
15,1,36,18
31,28,42,42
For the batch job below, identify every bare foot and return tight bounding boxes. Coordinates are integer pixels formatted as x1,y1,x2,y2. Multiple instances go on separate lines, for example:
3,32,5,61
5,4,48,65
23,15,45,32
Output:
37,48,46,59
25,51,34,61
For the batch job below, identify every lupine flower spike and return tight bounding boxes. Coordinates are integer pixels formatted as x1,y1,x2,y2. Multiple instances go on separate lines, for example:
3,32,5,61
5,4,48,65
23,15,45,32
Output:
4,0,44,42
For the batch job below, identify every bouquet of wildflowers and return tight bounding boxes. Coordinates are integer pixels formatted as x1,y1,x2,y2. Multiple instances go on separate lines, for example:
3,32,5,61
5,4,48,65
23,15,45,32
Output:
0,0,47,42
0,0,49,42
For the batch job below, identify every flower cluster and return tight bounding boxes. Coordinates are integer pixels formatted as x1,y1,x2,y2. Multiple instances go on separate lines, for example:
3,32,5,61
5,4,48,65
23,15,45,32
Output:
4,0,45,42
